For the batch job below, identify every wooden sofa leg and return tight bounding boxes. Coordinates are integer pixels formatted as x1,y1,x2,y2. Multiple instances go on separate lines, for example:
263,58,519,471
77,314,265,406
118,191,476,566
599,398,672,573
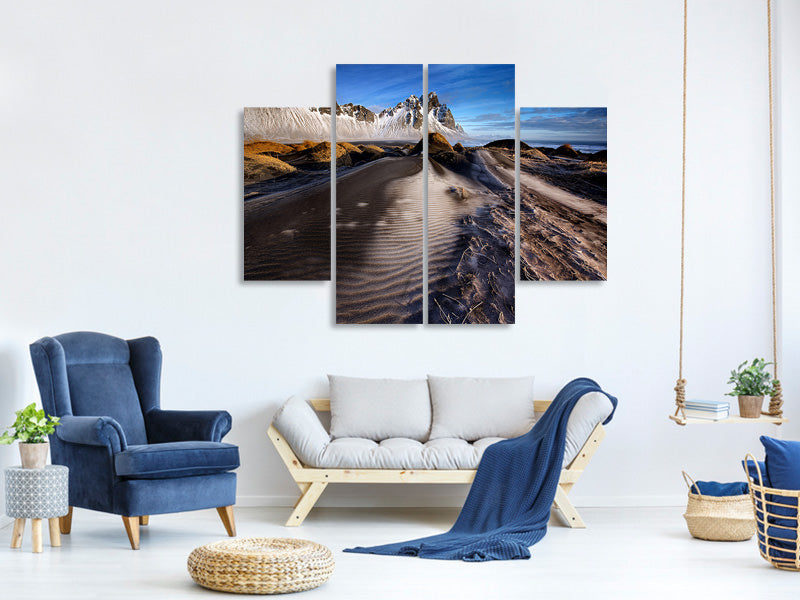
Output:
139,515,149,526
60,506,73,534
122,516,140,550
286,482,327,527
553,485,586,529
216,506,236,537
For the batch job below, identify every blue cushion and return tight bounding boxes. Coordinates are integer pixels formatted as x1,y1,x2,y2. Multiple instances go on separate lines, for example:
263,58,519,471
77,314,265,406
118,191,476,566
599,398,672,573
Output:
754,437,800,561
115,441,240,479
762,436,800,489
743,460,771,487
690,480,748,496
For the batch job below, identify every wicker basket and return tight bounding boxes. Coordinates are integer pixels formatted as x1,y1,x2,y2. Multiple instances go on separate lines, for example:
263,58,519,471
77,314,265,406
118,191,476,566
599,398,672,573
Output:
682,471,756,542
744,454,800,571
187,537,334,594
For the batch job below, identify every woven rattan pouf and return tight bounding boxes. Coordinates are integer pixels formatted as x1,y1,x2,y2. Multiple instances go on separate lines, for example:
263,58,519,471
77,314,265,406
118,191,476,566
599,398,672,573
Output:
187,537,334,594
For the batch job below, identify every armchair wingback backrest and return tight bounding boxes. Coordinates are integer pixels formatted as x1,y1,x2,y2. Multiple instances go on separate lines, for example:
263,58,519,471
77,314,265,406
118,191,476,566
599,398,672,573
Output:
30,332,163,446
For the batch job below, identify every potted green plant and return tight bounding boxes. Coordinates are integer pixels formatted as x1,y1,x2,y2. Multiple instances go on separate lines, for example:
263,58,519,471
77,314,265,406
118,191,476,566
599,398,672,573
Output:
0,403,61,468
726,358,777,418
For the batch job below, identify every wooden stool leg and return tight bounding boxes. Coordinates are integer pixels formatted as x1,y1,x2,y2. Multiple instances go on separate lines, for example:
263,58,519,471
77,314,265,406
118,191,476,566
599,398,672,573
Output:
10,519,25,549
139,515,149,526
60,506,73,534
31,519,43,553
121,516,140,550
48,518,61,547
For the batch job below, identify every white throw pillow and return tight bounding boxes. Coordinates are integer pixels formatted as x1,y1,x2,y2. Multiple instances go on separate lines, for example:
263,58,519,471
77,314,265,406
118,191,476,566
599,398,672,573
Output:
328,375,432,442
428,375,536,441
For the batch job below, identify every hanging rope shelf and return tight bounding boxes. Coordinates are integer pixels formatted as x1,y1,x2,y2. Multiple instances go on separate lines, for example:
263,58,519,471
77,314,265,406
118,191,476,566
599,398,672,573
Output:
669,0,787,427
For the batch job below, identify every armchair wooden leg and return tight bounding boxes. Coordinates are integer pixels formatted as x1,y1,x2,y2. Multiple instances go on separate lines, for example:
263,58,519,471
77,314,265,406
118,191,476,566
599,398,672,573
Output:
216,506,236,537
286,482,327,527
553,485,586,528
139,515,149,526
59,506,73,535
122,516,140,550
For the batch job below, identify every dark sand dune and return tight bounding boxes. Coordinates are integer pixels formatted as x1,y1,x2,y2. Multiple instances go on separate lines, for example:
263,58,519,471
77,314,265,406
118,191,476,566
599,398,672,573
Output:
428,147,515,325
336,155,423,324
244,173,331,281
519,155,607,281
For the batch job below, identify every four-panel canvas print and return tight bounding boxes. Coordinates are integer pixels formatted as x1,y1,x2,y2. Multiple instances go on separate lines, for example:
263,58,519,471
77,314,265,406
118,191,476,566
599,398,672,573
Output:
242,67,608,323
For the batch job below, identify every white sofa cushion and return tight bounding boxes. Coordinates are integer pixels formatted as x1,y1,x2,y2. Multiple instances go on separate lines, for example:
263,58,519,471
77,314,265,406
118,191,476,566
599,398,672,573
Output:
318,437,504,470
561,390,614,467
328,375,431,442
272,387,614,471
428,375,536,441
272,395,330,467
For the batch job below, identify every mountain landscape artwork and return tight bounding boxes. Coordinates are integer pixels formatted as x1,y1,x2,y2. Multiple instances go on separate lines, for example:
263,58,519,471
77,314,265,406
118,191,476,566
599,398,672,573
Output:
427,64,516,325
518,107,607,281
243,107,331,280
335,64,425,324
240,71,607,322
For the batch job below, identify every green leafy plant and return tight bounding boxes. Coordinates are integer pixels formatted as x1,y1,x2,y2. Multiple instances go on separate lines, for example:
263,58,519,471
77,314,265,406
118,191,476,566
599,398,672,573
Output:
0,403,60,444
726,358,778,397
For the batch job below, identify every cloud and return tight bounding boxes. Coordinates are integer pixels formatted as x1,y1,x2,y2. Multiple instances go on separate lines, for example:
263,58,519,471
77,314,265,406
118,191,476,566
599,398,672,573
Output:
520,107,607,142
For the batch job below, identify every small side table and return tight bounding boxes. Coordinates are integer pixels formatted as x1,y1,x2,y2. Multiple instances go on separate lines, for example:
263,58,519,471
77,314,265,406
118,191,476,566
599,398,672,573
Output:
5,465,69,553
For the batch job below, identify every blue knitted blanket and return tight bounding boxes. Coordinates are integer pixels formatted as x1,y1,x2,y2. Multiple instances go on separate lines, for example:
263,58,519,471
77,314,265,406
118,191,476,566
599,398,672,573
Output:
344,377,617,561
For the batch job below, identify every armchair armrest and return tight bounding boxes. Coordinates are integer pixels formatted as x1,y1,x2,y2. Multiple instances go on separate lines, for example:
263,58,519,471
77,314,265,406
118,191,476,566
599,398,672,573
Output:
144,409,232,443
56,415,127,453
272,396,330,467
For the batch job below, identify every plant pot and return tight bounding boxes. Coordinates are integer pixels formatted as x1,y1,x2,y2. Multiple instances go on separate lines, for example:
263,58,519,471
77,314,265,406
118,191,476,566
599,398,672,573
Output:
19,441,49,469
738,395,764,419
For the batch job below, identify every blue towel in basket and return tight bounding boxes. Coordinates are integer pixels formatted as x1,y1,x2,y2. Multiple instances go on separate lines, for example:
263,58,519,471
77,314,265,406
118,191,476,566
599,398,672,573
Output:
344,377,617,561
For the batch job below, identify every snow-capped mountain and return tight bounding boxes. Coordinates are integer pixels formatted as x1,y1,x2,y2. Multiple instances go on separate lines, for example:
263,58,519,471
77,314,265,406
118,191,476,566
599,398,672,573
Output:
336,92,464,140
244,93,465,143
244,107,332,142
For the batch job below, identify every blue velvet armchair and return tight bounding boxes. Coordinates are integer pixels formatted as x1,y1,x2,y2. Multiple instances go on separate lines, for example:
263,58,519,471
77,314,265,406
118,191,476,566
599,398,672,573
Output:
29,332,240,549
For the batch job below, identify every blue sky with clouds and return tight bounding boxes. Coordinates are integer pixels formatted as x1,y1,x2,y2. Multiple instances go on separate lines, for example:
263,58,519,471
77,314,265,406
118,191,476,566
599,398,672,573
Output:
429,64,515,140
520,107,607,145
336,64,422,111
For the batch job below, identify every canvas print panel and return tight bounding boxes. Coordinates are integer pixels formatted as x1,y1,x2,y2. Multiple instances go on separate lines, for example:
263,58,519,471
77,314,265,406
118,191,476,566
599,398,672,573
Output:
518,107,607,281
427,64,516,325
335,64,424,324
243,107,331,281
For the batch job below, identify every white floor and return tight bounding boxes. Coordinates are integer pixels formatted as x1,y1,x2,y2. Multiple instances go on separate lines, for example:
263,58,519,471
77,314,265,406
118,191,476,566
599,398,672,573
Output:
1,506,795,599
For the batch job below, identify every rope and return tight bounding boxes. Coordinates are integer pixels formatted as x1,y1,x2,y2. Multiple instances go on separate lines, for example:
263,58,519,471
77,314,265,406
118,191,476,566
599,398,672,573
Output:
766,0,783,418
674,0,688,422
673,0,783,423
673,378,687,424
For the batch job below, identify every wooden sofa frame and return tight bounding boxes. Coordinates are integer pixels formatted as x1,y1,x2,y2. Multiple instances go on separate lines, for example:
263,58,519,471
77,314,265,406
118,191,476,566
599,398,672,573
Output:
268,398,605,528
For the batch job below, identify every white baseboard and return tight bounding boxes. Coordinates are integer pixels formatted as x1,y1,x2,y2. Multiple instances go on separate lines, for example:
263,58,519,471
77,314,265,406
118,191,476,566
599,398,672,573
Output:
236,494,686,509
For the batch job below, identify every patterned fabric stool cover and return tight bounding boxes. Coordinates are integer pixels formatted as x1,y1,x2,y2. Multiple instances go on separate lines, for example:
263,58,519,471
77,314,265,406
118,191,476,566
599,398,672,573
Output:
5,466,69,519
188,537,334,594
5,465,69,553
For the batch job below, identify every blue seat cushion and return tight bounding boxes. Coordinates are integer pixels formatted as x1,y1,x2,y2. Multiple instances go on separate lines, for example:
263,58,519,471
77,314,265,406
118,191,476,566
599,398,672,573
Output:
690,480,748,496
752,437,800,561
115,442,240,480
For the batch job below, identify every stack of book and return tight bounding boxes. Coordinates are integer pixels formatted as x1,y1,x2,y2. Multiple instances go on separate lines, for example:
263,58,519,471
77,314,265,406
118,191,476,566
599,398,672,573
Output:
684,400,730,420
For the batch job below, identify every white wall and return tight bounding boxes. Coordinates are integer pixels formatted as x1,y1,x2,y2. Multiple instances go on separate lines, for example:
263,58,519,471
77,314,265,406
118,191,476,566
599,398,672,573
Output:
0,0,797,515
